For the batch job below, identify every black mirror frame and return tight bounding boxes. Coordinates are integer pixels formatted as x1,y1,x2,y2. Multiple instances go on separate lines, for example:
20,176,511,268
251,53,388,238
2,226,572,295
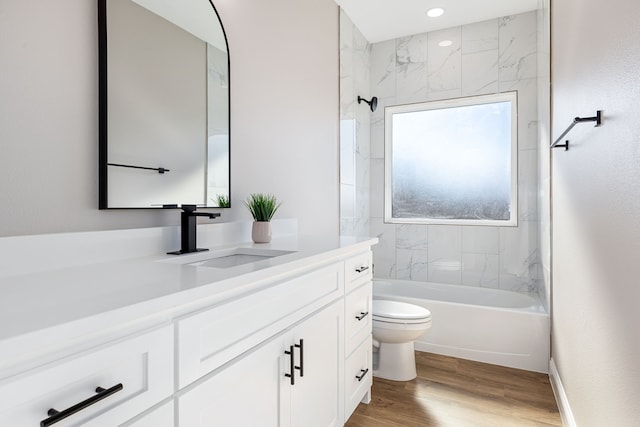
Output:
97,0,231,209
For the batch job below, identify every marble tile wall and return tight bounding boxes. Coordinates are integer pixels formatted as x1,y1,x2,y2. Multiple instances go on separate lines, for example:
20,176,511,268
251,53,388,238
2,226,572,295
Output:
368,11,543,295
340,10,371,237
536,0,551,311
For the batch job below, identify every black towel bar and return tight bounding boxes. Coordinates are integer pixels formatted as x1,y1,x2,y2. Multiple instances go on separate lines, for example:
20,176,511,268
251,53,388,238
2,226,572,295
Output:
551,110,602,151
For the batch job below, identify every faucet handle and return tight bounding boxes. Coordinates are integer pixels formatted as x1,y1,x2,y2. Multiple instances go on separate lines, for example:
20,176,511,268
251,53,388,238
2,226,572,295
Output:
181,204,220,219
180,204,198,213
179,205,220,218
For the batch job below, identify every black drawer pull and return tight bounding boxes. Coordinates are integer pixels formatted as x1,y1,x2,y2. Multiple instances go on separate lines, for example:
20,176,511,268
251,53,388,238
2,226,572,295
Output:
356,368,369,382
355,266,369,273
40,383,123,427
294,339,304,377
355,311,369,321
284,345,295,385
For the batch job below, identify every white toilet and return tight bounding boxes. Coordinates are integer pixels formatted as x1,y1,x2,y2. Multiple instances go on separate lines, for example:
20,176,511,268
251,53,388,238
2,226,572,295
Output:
372,299,432,381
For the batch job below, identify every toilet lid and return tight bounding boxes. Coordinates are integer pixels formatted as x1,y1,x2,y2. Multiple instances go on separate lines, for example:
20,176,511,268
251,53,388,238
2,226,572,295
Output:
373,300,431,321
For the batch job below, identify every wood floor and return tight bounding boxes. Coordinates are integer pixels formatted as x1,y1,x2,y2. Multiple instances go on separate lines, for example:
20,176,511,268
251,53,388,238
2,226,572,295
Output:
345,352,562,427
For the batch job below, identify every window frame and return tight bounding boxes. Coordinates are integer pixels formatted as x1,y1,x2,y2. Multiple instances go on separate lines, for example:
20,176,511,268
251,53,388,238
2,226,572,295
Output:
384,91,518,227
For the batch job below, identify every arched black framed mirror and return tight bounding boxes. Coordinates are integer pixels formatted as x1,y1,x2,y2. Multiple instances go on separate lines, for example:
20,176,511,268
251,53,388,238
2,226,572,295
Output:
98,0,230,209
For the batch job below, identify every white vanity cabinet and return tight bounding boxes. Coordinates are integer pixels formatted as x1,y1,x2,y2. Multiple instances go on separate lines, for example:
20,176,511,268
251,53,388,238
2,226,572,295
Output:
176,262,343,389
343,251,373,421
176,251,373,426
0,236,376,427
0,325,173,427
177,300,344,427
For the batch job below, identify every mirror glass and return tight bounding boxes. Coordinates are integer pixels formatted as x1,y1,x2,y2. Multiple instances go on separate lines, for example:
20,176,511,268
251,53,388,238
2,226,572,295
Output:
98,0,230,208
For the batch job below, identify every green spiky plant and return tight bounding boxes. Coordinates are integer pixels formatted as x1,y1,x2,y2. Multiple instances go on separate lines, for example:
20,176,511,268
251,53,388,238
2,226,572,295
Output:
215,194,230,208
243,193,281,222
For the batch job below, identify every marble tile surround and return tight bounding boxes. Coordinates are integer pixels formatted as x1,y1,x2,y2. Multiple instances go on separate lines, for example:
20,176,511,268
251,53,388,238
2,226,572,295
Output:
366,11,543,295
340,11,371,237
536,1,551,312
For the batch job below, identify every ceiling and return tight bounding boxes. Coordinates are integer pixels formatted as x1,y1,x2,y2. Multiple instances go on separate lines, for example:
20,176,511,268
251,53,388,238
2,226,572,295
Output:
335,0,540,43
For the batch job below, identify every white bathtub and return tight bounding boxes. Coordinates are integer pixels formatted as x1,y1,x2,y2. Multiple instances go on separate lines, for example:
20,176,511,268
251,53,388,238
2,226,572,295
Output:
373,279,550,373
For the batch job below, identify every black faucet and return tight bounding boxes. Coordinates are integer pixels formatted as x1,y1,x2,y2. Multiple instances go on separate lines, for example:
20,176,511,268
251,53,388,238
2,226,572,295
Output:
167,205,221,255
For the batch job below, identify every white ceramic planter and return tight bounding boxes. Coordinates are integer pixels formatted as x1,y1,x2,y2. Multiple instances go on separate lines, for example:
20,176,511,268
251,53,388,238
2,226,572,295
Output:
252,221,272,243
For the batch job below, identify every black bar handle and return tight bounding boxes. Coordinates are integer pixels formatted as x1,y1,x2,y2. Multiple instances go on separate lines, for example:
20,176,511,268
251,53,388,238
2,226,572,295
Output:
294,339,304,377
356,368,369,382
355,311,369,321
40,383,123,427
284,345,295,385
355,266,369,273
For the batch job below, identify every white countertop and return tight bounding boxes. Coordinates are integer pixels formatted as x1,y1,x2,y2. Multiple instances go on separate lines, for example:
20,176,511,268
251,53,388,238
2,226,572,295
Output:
0,233,377,366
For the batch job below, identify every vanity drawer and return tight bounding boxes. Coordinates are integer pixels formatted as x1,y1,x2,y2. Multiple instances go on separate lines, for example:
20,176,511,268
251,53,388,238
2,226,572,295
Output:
345,281,372,356
345,335,372,420
0,325,173,427
177,262,343,388
344,251,372,292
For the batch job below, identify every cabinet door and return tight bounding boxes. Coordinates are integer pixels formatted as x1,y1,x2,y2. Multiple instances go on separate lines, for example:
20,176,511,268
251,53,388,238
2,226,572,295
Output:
177,336,284,427
287,301,344,427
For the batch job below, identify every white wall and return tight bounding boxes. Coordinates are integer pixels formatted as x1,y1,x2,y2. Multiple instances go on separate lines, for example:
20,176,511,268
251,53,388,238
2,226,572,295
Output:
366,12,542,295
551,0,640,424
0,0,339,238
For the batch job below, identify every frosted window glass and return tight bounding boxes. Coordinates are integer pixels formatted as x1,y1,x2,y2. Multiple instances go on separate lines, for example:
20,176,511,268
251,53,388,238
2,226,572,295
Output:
385,93,517,225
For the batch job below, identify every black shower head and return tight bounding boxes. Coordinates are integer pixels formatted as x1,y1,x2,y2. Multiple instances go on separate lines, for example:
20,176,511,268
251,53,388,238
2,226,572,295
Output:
357,96,378,112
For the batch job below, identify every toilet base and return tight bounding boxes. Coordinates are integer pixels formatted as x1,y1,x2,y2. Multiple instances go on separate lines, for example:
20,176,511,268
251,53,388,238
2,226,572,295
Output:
373,342,417,381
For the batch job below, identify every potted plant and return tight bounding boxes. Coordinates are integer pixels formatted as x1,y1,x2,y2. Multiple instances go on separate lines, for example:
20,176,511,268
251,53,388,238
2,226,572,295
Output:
243,193,282,243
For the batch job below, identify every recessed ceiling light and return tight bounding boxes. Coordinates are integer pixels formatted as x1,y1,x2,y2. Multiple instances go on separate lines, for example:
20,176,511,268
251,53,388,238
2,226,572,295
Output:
427,7,445,18
438,40,453,47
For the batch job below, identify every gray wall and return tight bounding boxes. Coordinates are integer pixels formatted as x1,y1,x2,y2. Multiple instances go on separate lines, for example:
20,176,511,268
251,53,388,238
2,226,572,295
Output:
0,0,339,237
551,0,640,424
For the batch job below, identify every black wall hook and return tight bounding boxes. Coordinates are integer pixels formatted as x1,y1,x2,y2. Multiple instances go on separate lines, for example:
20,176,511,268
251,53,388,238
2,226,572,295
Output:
357,96,378,112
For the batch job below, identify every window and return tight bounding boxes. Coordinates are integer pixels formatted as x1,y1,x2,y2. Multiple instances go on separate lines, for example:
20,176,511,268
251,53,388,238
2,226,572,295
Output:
384,92,518,226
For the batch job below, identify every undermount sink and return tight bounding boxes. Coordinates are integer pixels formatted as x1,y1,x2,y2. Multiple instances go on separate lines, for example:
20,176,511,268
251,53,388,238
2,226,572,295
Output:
159,247,296,268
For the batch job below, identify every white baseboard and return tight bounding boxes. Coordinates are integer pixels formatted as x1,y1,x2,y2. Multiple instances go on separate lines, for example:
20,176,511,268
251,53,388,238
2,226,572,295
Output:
549,358,577,427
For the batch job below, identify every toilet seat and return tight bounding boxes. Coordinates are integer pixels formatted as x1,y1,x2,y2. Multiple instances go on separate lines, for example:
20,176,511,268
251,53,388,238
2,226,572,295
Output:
372,300,431,324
